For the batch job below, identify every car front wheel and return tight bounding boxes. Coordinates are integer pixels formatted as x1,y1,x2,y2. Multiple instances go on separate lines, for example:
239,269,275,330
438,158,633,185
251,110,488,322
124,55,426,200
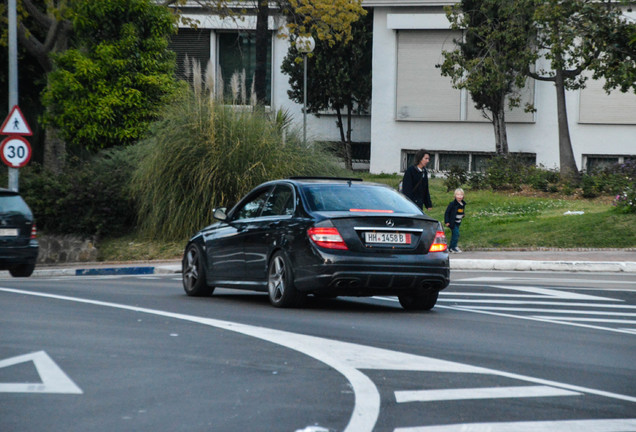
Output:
182,244,214,297
398,289,439,311
268,251,303,308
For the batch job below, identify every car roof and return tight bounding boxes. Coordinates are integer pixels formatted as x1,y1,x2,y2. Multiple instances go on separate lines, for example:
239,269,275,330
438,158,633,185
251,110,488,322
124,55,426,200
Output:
284,177,388,187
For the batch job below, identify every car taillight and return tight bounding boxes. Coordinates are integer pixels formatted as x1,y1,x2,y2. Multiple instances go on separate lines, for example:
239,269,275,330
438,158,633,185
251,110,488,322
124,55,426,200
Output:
31,224,37,239
307,227,348,250
429,230,447,252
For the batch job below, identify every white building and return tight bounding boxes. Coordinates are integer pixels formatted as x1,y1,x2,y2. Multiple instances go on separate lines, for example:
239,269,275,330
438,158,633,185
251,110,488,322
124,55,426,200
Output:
171,1,636,174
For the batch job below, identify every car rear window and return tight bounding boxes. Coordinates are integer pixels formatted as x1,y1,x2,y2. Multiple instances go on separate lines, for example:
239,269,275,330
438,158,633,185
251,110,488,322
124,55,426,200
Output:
0,194,32,216
302,184,421,213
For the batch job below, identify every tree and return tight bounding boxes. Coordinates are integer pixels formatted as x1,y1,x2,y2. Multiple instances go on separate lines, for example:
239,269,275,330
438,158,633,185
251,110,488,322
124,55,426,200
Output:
164,0,366,105
40,0,177,152
1,0,74,171
589,10,636,93
527,0,631,178
281,11,371,170
439,0,535,155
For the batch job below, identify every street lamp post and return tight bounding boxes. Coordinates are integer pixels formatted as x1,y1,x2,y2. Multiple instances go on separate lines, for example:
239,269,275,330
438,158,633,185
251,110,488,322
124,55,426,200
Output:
7,0,19,191
296,36,315,146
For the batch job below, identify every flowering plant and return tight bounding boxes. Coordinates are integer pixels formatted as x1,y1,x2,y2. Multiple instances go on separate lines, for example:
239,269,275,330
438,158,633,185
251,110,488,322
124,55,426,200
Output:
613,184,636,213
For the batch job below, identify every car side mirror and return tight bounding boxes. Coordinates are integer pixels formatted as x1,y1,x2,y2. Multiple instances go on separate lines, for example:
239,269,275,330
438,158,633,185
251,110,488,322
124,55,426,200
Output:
213,207,228,221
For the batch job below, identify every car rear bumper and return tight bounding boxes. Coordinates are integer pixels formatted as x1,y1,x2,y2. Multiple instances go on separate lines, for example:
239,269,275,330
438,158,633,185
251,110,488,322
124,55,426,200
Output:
0,241,39,269
293,248,450,296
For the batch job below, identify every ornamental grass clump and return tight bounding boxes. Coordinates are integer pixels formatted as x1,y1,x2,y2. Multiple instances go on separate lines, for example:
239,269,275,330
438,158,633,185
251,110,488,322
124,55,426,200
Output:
131,86,344,241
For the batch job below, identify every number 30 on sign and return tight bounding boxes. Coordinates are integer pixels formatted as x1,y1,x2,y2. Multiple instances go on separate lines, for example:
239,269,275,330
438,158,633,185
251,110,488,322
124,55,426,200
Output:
1,136,32,168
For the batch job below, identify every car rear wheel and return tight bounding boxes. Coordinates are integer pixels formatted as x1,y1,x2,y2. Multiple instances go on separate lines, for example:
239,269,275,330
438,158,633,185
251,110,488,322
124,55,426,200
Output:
182,244,214,296
9,262,35,278
268,251,304,308
398,289,439,311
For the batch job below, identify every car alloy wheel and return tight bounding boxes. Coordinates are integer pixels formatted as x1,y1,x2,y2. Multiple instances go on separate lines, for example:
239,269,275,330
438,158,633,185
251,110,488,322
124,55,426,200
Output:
268,251,303,308
182,244,214,296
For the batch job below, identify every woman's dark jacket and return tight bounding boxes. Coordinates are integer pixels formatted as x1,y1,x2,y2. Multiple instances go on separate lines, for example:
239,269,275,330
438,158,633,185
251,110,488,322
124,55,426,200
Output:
444,199,466,229
402,165,432,209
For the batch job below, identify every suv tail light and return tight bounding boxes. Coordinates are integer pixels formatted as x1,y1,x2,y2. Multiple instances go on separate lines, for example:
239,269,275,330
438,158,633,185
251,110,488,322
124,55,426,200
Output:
429,230,447,252
307,227,348,250
31,224,37,239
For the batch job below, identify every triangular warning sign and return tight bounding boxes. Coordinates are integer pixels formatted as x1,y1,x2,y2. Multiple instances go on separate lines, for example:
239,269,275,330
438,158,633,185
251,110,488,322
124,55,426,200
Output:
1,105,32,136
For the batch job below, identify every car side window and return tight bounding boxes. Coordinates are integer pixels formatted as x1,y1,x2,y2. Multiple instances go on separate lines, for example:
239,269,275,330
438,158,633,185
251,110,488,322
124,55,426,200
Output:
233,188,272,221
261,185,295,217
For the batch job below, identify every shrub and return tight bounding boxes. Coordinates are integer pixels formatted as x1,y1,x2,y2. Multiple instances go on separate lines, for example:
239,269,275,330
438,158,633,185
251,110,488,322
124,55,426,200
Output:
443,165,467,192
613,184,636,213
467,171,487,190
20,146,139,236
527,166,560,192
595,160,636,195
580,174,599,198
485,155,532,191
131,87,345,241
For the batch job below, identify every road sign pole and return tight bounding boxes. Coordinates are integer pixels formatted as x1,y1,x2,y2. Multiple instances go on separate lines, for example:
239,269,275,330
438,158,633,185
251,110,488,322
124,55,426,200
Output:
7,0,19,191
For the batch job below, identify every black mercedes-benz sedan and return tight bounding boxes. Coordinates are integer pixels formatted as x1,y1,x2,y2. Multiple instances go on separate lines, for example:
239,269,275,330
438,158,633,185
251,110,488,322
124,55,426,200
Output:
182,177,450,310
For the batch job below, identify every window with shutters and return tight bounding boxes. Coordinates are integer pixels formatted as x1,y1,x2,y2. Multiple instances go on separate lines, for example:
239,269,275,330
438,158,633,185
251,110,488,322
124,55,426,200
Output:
169,28,211,82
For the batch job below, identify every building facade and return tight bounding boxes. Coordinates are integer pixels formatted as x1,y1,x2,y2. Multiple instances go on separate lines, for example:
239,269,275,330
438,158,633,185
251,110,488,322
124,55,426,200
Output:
171,1,636,174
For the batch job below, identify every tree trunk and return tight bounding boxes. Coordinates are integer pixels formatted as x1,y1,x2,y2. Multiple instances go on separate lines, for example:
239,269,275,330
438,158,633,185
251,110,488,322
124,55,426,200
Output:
334,106,352,170
492,101,509,155
43,126,65,174
344,103,353,170
254,1,269,105
554,68,579,179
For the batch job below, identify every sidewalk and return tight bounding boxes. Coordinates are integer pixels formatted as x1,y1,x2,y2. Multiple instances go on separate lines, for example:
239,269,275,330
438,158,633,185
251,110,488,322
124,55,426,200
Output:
23,249,636,277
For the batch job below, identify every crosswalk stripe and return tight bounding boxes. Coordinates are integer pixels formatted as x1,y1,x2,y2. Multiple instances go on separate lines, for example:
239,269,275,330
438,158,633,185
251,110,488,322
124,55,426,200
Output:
459,307,636,316
395,385,580,403
394,418,636,432
534,316,636,324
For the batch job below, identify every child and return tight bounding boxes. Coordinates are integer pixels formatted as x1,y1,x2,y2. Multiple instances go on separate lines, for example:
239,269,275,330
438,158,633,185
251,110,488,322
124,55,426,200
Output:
444,188,466,253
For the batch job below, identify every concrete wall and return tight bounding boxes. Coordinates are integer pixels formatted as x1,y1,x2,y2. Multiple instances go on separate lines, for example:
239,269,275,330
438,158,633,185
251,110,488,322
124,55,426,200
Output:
369,8,636,174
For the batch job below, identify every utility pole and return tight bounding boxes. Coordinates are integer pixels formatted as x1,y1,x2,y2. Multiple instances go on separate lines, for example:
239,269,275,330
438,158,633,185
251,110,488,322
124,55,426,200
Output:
7,0,19,191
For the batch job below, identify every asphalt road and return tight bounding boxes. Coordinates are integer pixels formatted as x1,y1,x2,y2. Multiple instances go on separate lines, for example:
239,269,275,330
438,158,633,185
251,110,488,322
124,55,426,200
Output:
1,270,635,432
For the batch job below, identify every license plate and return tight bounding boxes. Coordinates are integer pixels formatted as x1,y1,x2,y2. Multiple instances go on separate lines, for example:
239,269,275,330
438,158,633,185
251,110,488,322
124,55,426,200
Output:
0,228,18,236
364,232,411,244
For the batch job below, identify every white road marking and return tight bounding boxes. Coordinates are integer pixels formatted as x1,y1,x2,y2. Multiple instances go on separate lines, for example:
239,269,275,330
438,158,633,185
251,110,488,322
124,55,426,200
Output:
394,418,636,432
437,305,636,336
456,276,636,286
2,287,636,432
439,300,636,307
395,385,580,403
534,316,636,324
461,307,636,316
0,351,82,394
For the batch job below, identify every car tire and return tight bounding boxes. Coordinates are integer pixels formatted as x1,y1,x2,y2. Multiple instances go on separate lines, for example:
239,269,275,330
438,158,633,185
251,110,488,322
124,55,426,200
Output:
398,289,439,311
182,244,214,297
268,251,304,308
9,262,35,278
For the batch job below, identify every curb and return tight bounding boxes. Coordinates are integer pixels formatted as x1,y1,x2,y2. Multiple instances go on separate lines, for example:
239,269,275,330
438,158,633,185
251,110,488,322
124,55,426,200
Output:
26,260,636,278
450,260,636,273
31,264,181,278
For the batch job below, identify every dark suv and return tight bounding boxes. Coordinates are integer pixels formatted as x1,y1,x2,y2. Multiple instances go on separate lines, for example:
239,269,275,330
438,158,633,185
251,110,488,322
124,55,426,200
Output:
0,189,38,277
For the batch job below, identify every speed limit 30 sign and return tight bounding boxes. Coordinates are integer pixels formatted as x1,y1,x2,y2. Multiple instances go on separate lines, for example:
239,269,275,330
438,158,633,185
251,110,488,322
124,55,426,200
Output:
1,136,32,168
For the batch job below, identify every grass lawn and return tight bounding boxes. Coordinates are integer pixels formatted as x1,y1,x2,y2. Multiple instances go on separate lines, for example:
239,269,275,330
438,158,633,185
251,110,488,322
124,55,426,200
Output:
97,174,635,261
364,174,635,250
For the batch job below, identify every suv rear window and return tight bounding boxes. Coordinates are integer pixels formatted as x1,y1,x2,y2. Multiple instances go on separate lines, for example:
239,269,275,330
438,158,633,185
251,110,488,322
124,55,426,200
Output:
302,184,420,213
0,194,33,216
